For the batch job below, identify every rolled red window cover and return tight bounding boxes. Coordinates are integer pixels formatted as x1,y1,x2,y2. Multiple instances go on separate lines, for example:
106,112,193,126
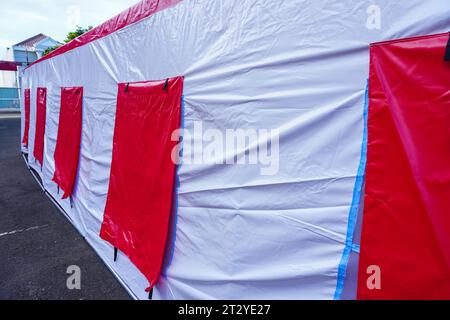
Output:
358,33,450,299
33,88,47,167
100,77,183,291
22,89,31,148
52,87,83,199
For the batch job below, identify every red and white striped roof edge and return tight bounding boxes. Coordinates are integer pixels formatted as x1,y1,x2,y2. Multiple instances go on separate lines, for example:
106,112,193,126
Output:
25,0,183,71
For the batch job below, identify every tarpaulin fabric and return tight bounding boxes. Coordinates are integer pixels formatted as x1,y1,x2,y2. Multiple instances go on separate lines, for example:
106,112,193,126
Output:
22,89,31,148
358,33,450,300
26,0,182,70
100,77,183,291
0,60,21,71
52,87,83,200
33,88,47,167
20,0,450,300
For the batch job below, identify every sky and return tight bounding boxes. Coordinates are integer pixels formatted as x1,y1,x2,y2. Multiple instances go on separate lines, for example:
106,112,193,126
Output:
0,0,141,58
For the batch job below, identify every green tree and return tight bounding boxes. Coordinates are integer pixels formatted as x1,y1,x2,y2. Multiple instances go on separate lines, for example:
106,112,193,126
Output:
64,25,93,43
43,45,61,56
43,25,93,56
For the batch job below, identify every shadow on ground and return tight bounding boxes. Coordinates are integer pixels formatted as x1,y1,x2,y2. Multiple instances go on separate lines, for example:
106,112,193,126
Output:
0,116,130,300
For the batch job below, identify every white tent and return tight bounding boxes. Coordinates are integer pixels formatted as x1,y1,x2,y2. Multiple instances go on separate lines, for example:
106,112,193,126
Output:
20,0,450,300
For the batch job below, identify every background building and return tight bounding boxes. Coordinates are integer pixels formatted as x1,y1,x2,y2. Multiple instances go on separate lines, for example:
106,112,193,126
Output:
0,34,61,110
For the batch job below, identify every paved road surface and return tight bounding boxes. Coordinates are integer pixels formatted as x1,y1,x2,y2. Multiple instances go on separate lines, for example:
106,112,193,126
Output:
0,115,130,300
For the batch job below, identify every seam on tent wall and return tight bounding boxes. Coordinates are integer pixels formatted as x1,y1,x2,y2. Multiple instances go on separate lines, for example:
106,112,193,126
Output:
333,81,368,300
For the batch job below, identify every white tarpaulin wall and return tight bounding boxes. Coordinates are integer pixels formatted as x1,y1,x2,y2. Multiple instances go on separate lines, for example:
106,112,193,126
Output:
20,0,450,300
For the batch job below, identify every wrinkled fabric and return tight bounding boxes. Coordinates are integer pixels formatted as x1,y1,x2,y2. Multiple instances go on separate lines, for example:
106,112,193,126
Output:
100,77,183,291
22,89,30,148
20,0,450,300
33,88,47,167
52,87,83,199
358,33,450,299
25,0,182,70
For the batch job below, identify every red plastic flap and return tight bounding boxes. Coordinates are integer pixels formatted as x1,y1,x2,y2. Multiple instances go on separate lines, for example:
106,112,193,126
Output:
33,88,47,167
52,87,83,199
22,89,31,148
358,33,450,299
100,77,183,290
0,60,21,71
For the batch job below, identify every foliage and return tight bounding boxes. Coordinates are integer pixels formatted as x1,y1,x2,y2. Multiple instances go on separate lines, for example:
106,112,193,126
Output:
64,25,93,44
43,45,60,56
43,26,93,56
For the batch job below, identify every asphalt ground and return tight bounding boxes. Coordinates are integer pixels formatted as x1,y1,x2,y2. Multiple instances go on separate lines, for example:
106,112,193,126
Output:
0,115,130,300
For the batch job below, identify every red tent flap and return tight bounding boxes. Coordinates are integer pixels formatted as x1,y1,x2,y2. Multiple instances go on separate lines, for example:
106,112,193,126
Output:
22,89,31,148
358,33,450,299
52,87,83,199
0,60,21,71
100,77,183,290
33,88,47,167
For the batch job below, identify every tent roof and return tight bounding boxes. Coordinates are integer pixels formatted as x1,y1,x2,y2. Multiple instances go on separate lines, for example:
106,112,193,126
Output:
25,0,182,71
